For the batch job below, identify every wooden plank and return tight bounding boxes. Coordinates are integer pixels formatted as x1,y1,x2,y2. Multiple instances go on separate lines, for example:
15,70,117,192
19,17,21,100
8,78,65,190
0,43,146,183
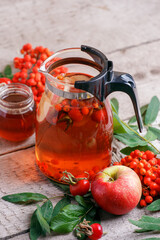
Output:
0,138,160,239
0,135,35,156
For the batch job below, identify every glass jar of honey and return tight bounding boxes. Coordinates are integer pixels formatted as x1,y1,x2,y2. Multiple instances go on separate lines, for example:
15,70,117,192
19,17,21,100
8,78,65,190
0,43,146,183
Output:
35,45,142,182
0,83,36,142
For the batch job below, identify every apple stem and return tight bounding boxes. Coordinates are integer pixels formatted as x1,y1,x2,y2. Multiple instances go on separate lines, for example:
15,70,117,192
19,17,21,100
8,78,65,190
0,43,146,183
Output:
105,174,114,182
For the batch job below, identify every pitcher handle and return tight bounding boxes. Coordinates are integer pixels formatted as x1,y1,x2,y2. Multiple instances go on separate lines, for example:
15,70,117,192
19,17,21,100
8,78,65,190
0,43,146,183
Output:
106,71,143,132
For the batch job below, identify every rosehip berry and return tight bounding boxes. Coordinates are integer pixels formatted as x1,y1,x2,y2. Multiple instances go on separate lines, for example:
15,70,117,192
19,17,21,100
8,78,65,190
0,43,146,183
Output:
89,223,103,240
70,178,90,196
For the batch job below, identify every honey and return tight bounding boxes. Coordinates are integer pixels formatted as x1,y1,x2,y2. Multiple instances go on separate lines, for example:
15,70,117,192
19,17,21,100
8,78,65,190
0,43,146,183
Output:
0,83,36,142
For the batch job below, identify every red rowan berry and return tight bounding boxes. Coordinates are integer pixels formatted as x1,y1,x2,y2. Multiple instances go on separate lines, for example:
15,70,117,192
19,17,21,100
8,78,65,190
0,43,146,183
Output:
140,199,147,207
145,195,153,204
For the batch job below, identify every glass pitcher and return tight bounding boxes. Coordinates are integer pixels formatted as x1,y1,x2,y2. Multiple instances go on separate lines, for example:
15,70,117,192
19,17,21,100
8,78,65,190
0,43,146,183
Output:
35,45,142,182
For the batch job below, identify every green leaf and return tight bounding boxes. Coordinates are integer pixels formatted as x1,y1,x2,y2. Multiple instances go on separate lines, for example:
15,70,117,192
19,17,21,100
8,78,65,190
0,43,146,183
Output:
144,130,157,142
140,238,160,240
30,200,53,239
75,195,88,208
52,197,71,218
135,228,152,233
49,180,70,193
0,72,4,78
114,133,147,147
51,213,80,233
149,126,160,141
36,205,50,234
147,199,160,212
2,192,48,204
62,204,86,218
129,218,160,231
110,98,119,114
128,104,148,124
41,200,53,224
120,145,158,155
128,125,138,131
140,215,160,223
51,204,86,233
30,210,42,240
144,96,160,125
113,112,132,134
4,65,12,77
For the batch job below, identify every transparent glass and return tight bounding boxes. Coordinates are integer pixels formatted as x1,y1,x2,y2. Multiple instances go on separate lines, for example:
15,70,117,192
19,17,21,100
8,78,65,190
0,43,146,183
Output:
35,48,113,182
0,83,36,141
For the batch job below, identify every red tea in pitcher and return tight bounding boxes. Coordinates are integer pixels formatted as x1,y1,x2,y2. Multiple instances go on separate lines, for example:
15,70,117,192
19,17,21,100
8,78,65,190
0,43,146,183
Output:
35,73,113,182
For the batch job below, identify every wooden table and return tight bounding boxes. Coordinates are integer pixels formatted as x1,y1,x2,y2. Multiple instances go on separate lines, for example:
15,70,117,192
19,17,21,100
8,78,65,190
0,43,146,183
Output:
0,1,160,239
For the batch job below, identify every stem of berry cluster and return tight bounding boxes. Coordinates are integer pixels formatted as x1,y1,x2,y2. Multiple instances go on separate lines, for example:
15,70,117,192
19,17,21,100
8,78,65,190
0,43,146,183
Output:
122,120,160,154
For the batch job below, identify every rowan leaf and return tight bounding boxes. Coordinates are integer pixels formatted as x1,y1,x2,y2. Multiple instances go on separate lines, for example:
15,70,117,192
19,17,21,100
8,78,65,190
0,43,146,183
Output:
0,72,4,78
147,199,160,212
149,126,160,141
140,238,160,240
114,133,147,147
140,215,160,223
128,104,148,124
113,112,132,134
120,145,158,155
129,218,160,231
144,130,157,142
4,65,12,77
2,192,48,204
110,98,119,114
144,96,160,125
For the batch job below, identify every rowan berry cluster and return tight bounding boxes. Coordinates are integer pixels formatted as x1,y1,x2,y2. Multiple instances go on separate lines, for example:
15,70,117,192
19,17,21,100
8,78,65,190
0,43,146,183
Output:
12,43,67,105
113,149,160,207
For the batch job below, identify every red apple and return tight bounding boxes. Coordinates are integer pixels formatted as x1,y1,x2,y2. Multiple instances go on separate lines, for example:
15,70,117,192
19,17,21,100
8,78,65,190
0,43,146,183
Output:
91,165,142,215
